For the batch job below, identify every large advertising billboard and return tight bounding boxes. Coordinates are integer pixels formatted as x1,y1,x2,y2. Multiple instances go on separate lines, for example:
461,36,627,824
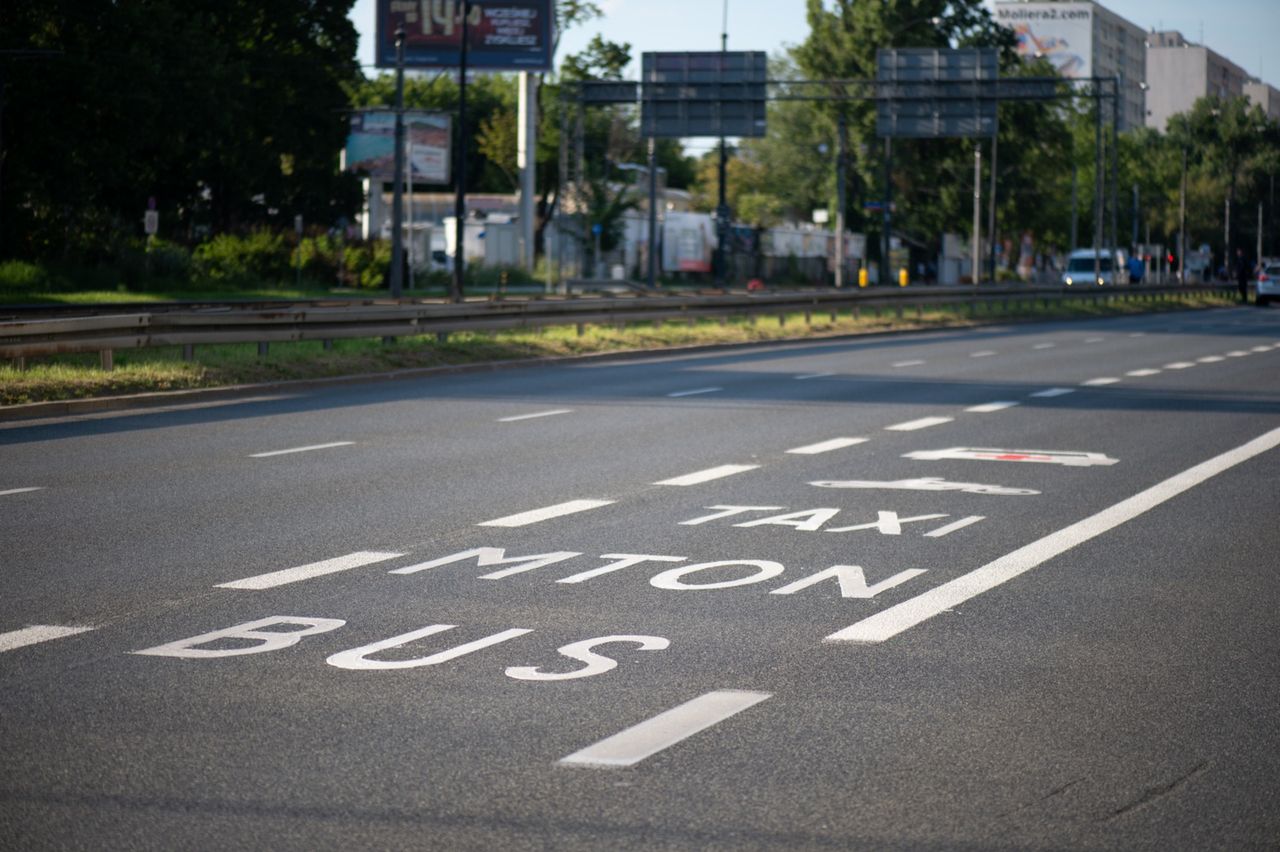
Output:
994,1,1093,79
376,0,554,70
345,111,452,184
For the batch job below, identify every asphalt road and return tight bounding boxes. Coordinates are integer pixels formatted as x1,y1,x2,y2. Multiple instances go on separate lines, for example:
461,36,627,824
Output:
3,306,1279,850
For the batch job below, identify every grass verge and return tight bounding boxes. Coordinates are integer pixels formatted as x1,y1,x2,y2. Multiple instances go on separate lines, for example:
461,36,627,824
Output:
1,290,1237,407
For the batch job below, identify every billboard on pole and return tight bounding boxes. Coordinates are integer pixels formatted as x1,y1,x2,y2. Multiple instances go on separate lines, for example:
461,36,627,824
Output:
345,111,452,184
994,1,1094,79
375,0,555,70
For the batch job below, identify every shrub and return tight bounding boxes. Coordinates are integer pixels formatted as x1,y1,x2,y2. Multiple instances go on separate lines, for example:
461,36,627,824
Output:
0,260,51,293
193,231,290,283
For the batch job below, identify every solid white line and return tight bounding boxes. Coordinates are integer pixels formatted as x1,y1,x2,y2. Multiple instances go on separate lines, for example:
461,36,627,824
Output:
786,437,869,455
965,401,1019,413
1197,355,1225,363
250,442,354,458
1164,362,1196,370
217,551,405,590
497,409,573,422
886,416,954,432
478,499,616,527
827,425,1280,644
654,464,760,486
1030,388,1075,398
794,372,834,380
0,625,93,653
1081,377,1121,386
1032,343,1056,350
970,350,997,358
559,690,771,768
0,487,44,497
1125,368,1161,377
668,387,723,398
892,359,925,368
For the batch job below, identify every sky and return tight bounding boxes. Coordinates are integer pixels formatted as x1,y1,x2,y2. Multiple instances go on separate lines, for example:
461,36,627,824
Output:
351,0,1280,86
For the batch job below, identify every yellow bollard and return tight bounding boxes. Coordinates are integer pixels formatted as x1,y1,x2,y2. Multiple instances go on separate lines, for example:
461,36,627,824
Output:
898,267,909,287
858,267,868,288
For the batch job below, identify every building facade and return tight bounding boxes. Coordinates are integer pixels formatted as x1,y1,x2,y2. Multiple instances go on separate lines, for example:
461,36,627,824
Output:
1144,30,1253,130
994,0,1146,131
1243,80,1280,122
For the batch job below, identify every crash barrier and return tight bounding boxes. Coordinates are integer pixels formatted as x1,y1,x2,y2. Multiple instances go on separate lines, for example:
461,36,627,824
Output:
0,284,1234,370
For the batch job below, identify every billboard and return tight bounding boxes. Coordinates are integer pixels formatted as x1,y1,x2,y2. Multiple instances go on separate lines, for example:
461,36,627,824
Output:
994,1,1093,79
875,49,999,139
376,0,554,70
345,111,452,184
640,52,768,138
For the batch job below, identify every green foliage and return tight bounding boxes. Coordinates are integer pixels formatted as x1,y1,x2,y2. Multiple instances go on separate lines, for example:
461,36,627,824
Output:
193,232,291,284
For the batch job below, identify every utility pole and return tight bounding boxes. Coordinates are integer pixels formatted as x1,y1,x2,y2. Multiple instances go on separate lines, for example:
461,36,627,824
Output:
390,26,406,298
835,112,847,287
883,136,893,285
987,128,997,281
715,0,729,287
452,0,471,303
1093,81,1103,285
1070,160,1078,251
972,143,982,286
647,136,658,290
1179,146,1188,284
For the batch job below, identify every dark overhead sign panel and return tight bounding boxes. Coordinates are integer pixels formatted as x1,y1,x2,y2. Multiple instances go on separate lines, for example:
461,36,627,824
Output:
376,0,554,71
640,51,768,138
876,48,999,139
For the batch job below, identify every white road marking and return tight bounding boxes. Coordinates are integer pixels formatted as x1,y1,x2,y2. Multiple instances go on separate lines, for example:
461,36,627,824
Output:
654,464,760,486
1085,337,1105,343
965,401,1019,413
922,515,986,537
1164,362,1196,370
249,442,354,458
667,387,723,398
810,477,1039,496
0,625,93,653
1125,368,1161,377
0,487,44,497
559,690,771,768
478,499,616,527
1251,345,1271,353
904,448,1118,466
1197,355,1225,363
1030,388,1075,398
794,372,834,380
1032,343,1056,350
1226,350,1250,357
970,350,997,358
828,425,1280,644
498,409,573,422
892,359,925,368
786,437,869,455
886,416,954,432
1081,377,1121,386
217,551,405,590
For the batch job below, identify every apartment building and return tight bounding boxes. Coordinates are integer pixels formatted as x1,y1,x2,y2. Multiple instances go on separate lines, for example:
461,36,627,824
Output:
1145,30,1253,129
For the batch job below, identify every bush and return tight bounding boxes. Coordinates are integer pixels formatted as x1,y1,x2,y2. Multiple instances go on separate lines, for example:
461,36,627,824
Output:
0,260,51,293
193,231,290,284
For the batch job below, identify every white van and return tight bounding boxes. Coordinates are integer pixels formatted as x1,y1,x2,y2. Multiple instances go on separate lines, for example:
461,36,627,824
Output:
1061,249,1117,287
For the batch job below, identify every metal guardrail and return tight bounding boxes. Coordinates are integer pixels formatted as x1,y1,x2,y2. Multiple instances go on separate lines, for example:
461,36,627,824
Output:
0,284,1232,369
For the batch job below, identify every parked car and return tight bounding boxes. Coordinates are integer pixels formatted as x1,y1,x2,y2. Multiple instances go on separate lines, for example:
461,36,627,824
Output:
1257,262,1280,306
1061,249,1116,287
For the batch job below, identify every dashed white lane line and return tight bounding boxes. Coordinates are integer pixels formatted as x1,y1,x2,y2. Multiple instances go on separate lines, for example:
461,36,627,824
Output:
827,425,1280,644
1164,362,1196,370
559,690,771,768
1032,343,1056,350
970,350,997,358
498,409,573,422
217,551,405,590
886,416,954,432
885,414,957,432
667,387,723,398
794,372,835,380
1125,368,1162,377
478,499,616,527
1197,355,1225,363
0,625,94,653
965,401,1019,413
1226,350,1250,358
1030,388,1075,398
654,464,760,486
892,359,925,368
249,442,355,458
1085,337,1105,343
786,437,869,455
1082,377,1121,386
0,487,44,497
1251,345,1272,353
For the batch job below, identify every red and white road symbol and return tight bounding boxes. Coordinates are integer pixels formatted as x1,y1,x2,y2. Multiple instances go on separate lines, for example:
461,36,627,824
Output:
903,448,1119,467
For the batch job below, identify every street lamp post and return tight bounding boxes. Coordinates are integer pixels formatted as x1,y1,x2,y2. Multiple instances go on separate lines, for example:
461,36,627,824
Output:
390,26,406,298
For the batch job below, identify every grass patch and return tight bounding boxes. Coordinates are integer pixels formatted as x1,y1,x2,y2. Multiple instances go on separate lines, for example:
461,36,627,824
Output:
1,290,1236,407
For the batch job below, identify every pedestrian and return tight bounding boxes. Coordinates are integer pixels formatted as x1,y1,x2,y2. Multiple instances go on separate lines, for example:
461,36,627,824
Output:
1234,248,1252,303
1127,254,1144,286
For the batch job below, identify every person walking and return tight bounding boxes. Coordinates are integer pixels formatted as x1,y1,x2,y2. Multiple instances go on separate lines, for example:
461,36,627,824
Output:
1235,248,1252,303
